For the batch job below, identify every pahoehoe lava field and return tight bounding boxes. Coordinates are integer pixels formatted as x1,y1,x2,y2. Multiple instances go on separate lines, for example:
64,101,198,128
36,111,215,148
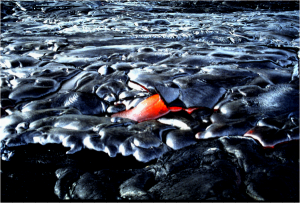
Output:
1,1,299,201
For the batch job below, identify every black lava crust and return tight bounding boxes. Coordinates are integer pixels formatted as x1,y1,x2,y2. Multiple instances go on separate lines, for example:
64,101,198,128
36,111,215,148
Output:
1,1,299,201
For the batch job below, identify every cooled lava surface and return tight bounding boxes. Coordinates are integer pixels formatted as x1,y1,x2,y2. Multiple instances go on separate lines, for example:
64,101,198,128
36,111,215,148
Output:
1,1,299,201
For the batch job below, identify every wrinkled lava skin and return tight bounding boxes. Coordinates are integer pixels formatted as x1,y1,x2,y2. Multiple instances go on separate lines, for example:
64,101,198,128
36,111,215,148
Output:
1,1,299,202
1,1,299,161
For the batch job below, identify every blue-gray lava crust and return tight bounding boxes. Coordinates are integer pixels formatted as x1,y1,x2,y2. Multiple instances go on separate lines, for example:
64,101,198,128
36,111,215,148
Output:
1,1,299,201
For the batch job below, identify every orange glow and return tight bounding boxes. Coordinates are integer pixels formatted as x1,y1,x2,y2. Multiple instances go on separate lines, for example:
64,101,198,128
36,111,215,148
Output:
112,94,170,122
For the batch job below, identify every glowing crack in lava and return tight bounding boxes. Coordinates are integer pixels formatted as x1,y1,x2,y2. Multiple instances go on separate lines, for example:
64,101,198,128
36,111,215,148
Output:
111,94,199,122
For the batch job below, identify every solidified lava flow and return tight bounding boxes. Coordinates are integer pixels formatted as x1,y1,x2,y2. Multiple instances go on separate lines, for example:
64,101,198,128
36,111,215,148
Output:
0,2,300,162
0,1,299,202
